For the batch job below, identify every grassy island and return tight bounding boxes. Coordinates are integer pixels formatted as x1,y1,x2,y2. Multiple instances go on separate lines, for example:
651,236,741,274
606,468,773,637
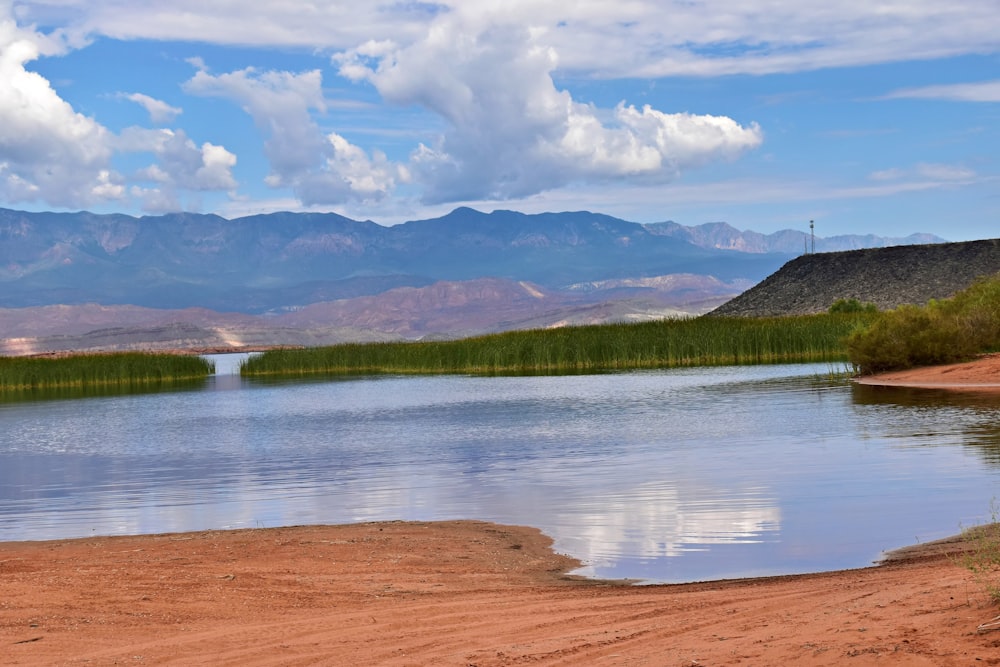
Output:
241,313,873,378
0,352,214,393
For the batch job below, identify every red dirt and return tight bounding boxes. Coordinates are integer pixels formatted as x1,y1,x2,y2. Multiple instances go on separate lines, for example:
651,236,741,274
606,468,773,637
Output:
856,353,1000,390
2,521,998,666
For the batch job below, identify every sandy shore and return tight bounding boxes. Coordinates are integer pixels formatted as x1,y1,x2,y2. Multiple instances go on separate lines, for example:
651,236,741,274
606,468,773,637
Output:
1,522,998,666
4,359,1000,665
855,353,1000,390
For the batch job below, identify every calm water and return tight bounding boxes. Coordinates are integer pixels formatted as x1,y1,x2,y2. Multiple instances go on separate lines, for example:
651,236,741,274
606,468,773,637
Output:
2,357,999,583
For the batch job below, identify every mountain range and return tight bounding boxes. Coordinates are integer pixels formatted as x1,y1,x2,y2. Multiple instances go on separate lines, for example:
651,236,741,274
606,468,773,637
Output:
0,206,945,354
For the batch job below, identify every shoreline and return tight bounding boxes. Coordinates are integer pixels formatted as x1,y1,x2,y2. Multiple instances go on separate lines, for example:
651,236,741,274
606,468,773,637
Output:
855,352,1000,391
2,520,996,665
5,357,1000,663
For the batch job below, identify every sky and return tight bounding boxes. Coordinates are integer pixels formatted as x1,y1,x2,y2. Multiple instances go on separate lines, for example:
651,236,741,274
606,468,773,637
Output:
1,1,999,240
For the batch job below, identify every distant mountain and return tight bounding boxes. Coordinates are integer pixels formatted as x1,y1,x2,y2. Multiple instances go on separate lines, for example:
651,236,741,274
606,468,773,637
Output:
0,206,791,312
645,221,945,254
0,206,949,354
0,276,745,354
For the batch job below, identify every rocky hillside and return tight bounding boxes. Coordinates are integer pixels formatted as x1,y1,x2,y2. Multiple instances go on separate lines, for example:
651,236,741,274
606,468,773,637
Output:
711,239,1000,317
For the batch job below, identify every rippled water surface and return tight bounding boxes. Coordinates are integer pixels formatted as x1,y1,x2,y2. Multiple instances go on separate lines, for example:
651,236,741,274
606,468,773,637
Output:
2,359,999,583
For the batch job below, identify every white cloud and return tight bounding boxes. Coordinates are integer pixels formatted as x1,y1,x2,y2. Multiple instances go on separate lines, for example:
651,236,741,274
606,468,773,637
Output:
914,162,977,182
16,1,1000,77
337,13,762,203
0,5,241,211
869,162,977,183
185,67,329,183
116,127,237,212
7,0,998,217
197,142,238,189
0,9,119,206
121,92,182,124
129,185,180,214
883,80,1000,103
183,65,402,204
117,127,238,192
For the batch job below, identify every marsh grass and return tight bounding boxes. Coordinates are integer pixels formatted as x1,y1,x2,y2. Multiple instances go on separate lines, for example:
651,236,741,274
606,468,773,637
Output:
241,313,872,378
0,352,214,393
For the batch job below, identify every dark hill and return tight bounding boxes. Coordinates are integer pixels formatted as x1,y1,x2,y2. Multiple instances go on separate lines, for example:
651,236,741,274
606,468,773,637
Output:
711,239,1000,317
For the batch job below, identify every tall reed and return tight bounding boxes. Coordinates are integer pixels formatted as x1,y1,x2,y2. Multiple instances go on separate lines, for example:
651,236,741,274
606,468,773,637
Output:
0,352,214,392
242,313,871,378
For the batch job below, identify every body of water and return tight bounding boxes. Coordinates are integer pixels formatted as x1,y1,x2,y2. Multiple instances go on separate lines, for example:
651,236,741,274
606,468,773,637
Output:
1,358,998,583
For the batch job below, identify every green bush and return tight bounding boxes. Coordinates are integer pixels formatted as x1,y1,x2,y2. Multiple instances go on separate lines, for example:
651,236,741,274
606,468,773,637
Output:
846,272,1000,374
829,298,878,314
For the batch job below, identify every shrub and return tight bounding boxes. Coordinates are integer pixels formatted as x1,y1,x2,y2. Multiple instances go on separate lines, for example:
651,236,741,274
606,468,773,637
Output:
846,272,1000,374
829,298,878,314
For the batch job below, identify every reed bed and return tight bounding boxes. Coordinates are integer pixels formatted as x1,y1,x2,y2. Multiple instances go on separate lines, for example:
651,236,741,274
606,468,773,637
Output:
242,313,872,378
0,352,214,392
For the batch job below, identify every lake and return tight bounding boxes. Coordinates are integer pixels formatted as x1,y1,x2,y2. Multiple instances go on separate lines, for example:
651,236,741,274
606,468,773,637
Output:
1,357,998,583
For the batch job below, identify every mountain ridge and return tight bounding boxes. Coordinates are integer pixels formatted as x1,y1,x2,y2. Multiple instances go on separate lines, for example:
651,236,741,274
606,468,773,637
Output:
0,206,949,354
0,206,943,311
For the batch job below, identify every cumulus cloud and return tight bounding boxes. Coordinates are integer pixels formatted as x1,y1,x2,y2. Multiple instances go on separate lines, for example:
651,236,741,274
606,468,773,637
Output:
0,10,120,206
337,15,762,203
120,128,237,191
121,92,182,124
183,65,402,204
116,127,237,212
0,6,239,211
11,1,993,214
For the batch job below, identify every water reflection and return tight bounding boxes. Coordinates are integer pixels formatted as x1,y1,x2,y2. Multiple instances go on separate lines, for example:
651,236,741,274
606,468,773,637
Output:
1,365,998,583
851,383,1000,466
0,379,208,404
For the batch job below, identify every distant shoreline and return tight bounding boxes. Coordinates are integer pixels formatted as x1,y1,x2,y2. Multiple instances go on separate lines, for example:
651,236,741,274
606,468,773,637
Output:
23,345,298,359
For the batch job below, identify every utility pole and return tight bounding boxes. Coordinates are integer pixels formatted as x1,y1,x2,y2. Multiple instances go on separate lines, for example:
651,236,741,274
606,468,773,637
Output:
810,220,815,254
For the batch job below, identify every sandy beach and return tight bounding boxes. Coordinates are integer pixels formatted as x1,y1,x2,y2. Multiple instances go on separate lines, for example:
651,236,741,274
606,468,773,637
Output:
854,353,1000,390
3,359,1000,666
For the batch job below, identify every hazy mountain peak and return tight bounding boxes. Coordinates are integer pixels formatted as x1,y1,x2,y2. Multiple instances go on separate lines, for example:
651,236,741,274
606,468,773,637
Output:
645,220,947,254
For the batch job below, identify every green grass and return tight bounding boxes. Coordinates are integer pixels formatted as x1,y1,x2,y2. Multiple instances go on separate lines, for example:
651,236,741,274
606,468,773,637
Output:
0,352,215,393
241,312,873,378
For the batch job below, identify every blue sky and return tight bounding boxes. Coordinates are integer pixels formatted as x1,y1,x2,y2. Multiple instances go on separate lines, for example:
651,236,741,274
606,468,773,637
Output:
2,1,998,240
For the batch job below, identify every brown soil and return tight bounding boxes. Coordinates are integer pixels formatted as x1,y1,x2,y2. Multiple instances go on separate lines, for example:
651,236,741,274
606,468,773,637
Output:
856,353,1000,390
6,356,1000,666
2,521,999,666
